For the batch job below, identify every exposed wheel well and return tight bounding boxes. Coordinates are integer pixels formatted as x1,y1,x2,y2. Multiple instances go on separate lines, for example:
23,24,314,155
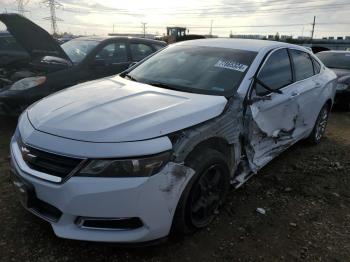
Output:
184,137,235,171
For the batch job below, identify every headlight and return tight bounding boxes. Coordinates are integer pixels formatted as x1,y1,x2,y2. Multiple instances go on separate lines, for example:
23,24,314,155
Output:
77,152,171,177
336,83,349,91
10,76,46,91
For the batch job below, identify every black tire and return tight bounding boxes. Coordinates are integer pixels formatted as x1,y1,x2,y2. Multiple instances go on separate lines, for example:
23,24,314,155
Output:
307,103,330,144
171,148,231,235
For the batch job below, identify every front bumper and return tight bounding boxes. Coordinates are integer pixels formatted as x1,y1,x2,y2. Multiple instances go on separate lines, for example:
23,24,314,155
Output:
10,137,194,243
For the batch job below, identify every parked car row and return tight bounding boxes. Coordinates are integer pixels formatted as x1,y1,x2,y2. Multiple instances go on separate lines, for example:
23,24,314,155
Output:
316,51,350,110
0,14,166,116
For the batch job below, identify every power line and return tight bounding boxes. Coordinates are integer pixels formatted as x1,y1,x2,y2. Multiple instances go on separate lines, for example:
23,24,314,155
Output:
59,1,350,16
141,22,147,37
42,0,62,35
311,16,316,40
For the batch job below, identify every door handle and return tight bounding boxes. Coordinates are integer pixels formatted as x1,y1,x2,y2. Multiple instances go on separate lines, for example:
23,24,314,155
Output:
315,82,322,88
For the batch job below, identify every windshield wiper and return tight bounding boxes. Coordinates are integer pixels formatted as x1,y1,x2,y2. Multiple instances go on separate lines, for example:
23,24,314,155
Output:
124,74,139,82
147,82,184,91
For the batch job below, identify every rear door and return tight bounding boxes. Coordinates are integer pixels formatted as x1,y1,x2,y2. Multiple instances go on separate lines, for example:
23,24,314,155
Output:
288,49,325,133
129,41,156,62
246,48,301,169
88,41,130,79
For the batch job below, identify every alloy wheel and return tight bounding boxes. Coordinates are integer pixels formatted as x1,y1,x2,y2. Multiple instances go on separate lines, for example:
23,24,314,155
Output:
315,106,329,141
189,164,226,228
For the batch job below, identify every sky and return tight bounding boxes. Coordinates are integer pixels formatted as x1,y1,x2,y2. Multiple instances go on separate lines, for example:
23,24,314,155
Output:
0,0,350,38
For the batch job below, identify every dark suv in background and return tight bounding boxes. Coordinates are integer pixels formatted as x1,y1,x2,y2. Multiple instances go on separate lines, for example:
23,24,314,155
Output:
0,14,166,116
316,51,350,110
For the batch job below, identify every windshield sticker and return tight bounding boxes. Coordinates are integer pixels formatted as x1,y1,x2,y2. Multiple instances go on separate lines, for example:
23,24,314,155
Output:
214,60,248,72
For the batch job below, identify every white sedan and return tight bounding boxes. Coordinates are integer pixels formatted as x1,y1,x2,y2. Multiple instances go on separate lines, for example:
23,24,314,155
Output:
10,39,336,243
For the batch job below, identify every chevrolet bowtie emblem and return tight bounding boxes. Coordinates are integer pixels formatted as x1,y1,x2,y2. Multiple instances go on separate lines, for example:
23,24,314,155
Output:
21,146,37,162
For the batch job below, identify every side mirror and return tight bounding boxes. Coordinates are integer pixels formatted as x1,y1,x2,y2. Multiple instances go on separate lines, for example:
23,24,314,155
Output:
254,77,283,95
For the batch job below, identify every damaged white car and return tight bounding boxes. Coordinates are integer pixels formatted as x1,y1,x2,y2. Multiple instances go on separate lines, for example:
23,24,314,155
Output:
10,39,337,243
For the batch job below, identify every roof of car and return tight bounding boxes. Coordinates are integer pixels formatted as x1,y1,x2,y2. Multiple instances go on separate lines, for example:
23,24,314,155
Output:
175,38,295,52
72,36,166,45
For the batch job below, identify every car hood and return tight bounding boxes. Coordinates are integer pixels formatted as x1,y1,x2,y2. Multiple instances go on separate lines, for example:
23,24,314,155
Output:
331,68,350,84
27,76,228,143
331,68,350,78
0,14,71,62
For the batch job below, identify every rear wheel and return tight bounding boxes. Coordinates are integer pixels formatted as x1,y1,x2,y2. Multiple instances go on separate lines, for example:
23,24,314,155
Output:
172,149,230,235
307,103,330,144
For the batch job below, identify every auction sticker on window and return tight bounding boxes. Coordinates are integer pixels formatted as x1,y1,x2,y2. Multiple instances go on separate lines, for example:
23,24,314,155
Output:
214,59,248,72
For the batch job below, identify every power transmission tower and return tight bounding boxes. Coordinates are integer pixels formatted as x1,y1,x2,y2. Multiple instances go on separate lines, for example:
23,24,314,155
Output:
209,20,213,36
311,16,316,41
42,0,62,36
15,0,29,16
141,22,147,38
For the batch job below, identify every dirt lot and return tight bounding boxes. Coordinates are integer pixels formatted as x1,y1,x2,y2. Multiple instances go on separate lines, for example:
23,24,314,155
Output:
0,111,349,262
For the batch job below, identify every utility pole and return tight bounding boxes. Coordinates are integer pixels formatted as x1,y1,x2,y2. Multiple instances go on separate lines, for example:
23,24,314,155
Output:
141,22,147,38
209,20,213,36
42,0,62,36
311,16,316,41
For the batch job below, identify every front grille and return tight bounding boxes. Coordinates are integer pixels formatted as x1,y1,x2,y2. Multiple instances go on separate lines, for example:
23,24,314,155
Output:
16,135,83,182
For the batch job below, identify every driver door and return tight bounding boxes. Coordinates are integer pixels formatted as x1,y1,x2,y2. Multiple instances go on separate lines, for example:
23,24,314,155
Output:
246,48,301,169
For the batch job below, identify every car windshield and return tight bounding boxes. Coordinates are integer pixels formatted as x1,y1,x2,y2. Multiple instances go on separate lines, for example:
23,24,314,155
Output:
127,45,257,96
316,52,350,70
61,40,99,64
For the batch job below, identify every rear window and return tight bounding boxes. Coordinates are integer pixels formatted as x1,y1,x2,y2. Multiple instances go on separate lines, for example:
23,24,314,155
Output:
153,44,166,51
290,50,314,81
312,58,321,74
316,52,350,70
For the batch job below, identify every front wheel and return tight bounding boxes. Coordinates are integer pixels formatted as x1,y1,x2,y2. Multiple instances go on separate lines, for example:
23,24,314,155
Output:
307,103,330,144
172,149,230,235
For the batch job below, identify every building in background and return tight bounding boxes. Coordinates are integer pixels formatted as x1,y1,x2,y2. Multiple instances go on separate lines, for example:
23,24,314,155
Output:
108,33,156,39
230,34,265,39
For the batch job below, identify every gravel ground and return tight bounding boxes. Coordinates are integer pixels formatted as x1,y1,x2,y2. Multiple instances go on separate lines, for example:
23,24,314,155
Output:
0,110,349,262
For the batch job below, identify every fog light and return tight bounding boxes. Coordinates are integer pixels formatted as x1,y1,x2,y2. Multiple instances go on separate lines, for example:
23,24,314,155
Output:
76,217,143,230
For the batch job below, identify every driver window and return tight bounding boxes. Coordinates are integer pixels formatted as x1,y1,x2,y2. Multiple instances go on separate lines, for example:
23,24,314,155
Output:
256,48,293,96
95,42,128,64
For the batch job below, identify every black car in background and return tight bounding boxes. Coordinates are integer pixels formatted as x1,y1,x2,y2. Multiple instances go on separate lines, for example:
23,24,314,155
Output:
0,31,29,66
316,51,350,110
0,14,166,116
